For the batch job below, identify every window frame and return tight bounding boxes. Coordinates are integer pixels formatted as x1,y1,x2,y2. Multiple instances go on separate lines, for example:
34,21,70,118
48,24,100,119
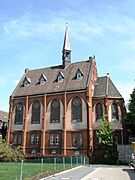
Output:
112,102,119,121
49,133,60,146
95,102,103,121
72,97,82,122
14,103,23,125
72,132,82,148
30,132,40,145
50,99,60,123
13,133,22,145
31,101,40,124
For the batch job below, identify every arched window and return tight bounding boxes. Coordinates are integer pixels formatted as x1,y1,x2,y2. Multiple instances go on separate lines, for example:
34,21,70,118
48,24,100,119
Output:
15,103,23,124
96,103,103,121
51,99,60,123
112,102,119,121
72,97,82,122
31,101,40,124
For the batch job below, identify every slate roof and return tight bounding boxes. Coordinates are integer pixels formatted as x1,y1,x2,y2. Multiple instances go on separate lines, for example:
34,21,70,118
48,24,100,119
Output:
12,60,93,97
0,110,8,123
93,76,122,98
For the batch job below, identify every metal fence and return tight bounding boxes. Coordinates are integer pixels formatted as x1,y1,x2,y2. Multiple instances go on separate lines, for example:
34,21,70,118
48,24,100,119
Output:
0,156,89,180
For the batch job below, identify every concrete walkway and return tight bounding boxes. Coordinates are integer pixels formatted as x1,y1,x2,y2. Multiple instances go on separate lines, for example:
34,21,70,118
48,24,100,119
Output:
40,165,135,180
40,166,95,180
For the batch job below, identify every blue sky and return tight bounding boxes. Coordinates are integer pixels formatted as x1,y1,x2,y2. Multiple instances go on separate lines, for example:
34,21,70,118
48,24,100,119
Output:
0,0,135,111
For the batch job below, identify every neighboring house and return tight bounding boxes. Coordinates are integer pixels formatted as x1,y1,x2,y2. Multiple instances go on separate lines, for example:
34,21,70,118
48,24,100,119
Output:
0,110,8,139
7,26,126,158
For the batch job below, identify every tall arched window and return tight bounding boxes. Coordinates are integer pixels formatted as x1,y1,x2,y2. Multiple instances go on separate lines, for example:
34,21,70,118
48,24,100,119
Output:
96,103,103,121
112,102,119,121
51,99,60,123
72,97,82,122
15,103,23,124
31,101,40,124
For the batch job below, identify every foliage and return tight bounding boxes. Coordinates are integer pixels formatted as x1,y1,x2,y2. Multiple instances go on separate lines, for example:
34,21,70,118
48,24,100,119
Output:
96,116,118,161
125,87,135,137
0,140,24,162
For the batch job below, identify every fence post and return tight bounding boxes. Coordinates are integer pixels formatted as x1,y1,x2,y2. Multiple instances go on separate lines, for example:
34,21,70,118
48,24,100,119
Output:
20,160,23,180
63,156,65,170
70,156,72,168
81,156,82,165
83,156,85,166
76,156,78,166
41,158,43,172
54,158,56,172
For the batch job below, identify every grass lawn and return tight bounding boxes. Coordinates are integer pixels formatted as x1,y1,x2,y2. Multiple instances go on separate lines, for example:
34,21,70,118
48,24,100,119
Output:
0,162,76,180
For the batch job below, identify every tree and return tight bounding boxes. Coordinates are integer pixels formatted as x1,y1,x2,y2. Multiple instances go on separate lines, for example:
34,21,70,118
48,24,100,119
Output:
96,116,117,162
0,140,24,162
125,87,135,137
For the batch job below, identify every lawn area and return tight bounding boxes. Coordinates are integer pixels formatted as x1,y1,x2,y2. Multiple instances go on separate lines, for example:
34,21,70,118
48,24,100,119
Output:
0,162,75,180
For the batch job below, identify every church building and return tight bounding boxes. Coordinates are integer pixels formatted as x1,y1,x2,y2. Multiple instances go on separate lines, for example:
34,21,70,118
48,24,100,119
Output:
7,25,125,158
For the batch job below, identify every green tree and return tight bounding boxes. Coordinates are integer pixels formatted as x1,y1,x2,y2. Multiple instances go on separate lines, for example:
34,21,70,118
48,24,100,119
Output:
0,140,24,162
96,116,117,162
125,87,135,136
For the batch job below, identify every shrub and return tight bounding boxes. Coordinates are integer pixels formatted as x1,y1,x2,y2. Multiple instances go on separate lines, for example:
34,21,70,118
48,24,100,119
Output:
0,140,24,162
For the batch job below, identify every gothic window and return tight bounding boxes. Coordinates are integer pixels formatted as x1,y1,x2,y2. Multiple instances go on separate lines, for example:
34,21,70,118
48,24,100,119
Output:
96,103,103,121
13,134,22,145
15,103,23,124
31,101,40,124
72,133,82,147
50,99,60,123
112,102,119,121
72,97,82,122
50,133,60,145
30,133,40,145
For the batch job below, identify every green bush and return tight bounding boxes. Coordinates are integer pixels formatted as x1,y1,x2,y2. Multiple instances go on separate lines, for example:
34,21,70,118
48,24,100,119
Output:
0,140,24,162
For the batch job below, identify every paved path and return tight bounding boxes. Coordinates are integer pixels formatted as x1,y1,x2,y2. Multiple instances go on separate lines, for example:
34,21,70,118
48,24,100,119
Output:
41,166,95,180
82,166,135,180
41,165,135,180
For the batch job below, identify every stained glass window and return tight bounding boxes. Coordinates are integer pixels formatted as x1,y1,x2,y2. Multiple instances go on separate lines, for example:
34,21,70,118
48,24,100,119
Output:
31,101,40,124
96,103,103,120
72,97,82,122
51,99,60,123
15,103,23,124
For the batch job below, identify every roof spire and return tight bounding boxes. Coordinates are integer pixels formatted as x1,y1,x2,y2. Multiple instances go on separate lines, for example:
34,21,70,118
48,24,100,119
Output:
62,23,71,68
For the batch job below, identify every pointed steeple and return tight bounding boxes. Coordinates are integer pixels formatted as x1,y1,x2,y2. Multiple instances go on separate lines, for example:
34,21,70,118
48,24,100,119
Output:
62,23,71,68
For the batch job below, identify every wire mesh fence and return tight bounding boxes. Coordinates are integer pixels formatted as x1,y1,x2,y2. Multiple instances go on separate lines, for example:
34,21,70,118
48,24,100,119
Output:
0,156,89,180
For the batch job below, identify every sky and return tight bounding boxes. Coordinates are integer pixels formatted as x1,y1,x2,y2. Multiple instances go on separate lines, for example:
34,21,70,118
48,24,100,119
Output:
0,0,135,112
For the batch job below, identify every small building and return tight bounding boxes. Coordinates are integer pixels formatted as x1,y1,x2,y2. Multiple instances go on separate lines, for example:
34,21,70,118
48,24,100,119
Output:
7,25,125,158
0,110,8,139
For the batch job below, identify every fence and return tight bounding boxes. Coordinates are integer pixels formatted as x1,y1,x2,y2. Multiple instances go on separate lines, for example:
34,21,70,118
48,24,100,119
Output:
0,156,89,180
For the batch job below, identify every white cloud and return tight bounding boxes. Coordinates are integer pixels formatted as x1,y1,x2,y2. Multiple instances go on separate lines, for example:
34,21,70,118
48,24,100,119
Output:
118,59,135,71
13,79,19,85
115,81,135,107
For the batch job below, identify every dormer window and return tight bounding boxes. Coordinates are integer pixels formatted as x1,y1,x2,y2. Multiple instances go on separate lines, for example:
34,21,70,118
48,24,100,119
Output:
23,77,31,87
76,68,83,80
58,75,63,82
39,74,47,84
57,71,64,82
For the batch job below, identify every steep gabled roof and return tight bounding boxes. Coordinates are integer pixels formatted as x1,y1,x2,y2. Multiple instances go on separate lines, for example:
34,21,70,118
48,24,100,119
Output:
93,76,122,98
12,59,93,97
0,110,8,122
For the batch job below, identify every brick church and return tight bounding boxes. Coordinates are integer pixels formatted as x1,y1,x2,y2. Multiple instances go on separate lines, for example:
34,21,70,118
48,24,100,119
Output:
7,25,125,157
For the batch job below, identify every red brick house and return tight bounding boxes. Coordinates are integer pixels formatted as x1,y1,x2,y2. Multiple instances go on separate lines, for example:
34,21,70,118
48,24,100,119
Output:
7,26,125,157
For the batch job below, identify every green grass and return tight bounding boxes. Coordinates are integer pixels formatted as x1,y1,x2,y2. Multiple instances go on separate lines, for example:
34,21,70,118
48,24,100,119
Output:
0,162,76,180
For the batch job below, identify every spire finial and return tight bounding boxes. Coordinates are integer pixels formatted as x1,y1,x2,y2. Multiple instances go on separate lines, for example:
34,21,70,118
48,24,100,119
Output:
62,23,72,68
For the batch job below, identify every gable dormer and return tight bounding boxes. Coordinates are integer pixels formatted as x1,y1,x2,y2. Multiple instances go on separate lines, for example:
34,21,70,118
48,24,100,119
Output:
39,74,47,84
23,76,31,87
57,71,64,82
76,68,83,80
